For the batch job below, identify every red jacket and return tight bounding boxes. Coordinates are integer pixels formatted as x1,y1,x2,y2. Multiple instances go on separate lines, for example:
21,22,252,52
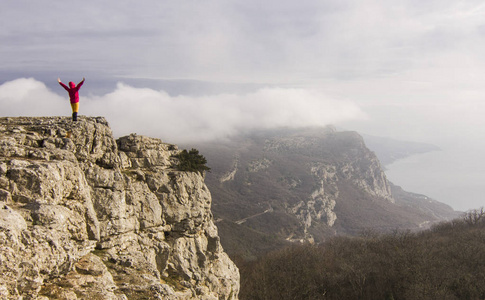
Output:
59,79,84,103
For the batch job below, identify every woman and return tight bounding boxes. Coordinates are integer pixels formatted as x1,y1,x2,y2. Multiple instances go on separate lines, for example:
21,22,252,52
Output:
58,77,85,121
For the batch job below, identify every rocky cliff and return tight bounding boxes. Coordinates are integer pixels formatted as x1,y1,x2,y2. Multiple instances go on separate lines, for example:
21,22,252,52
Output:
0,116,239,299
193,127,458,259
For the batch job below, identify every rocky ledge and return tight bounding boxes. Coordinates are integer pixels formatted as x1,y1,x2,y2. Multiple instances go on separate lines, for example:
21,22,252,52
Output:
0,116,239,299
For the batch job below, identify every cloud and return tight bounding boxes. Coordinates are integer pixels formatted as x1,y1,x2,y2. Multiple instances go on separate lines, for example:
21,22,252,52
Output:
0,78,366,143
0,78,66,116
84,83,366,143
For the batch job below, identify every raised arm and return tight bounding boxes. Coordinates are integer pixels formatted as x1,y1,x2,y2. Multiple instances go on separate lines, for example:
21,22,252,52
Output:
77,77,85,88
58,78,69,91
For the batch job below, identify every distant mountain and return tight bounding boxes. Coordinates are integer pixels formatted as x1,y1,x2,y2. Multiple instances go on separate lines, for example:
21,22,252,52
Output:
191,127,458,260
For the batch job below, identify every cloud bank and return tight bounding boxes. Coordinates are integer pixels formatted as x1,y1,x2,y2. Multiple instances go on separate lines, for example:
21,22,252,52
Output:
0,78,365,143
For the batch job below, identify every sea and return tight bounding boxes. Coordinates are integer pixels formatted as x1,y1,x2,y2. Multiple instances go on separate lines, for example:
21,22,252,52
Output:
385,144,485,212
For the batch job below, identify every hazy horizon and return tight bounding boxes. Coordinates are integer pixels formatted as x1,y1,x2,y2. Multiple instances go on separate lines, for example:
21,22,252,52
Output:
2,0,485,211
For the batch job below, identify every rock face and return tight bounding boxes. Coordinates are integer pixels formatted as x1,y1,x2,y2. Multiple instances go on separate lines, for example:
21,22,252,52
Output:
193,127,458,259
0,116,239,299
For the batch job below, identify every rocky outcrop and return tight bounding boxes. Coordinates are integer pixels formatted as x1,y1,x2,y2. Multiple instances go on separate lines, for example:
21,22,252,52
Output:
291,163,338,230
262,129,394,236
195,127,457,259
219,155,238,184
0,116,239,299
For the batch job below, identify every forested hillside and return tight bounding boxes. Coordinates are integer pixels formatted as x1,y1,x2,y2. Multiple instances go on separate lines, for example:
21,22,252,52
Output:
239,209,484,300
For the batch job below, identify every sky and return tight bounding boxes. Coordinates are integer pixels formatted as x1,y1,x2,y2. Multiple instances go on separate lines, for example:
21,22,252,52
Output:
2,0,485,211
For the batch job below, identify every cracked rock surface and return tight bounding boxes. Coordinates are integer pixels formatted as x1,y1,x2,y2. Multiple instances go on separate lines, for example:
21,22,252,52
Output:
0,116,239,299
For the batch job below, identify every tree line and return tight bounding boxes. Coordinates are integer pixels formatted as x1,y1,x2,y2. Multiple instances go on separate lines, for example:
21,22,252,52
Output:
239,209,485,300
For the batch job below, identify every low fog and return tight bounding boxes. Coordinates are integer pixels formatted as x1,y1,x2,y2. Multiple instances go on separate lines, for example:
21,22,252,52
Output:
0,78,365,143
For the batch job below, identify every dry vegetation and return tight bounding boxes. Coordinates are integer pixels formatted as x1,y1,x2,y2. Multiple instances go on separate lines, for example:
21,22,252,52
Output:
239,209,485,300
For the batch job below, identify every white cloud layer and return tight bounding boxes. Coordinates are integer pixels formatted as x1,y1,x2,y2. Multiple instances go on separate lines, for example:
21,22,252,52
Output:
0,78,66,116
0,78,365,143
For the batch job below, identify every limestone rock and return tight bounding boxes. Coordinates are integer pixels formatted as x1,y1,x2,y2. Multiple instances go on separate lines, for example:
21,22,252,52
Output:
0,116,239,299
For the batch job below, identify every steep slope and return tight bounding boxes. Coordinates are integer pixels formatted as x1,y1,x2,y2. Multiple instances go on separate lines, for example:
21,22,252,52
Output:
194,127,457,259
0,117,239,299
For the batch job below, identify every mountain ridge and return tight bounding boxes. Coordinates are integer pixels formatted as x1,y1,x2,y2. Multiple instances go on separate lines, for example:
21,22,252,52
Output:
190,126,458,259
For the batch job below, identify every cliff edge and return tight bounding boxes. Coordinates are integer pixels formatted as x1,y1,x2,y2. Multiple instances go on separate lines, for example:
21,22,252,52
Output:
0,116,239,299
